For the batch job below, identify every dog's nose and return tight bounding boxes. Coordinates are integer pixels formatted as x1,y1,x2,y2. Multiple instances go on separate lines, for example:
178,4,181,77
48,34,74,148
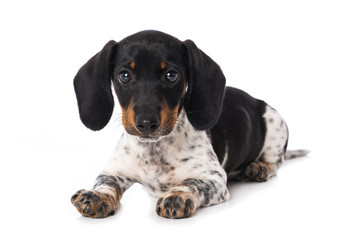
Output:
135,114,160,134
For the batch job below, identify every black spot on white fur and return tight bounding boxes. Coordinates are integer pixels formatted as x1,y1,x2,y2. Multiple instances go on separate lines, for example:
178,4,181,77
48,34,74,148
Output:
100,111,229,201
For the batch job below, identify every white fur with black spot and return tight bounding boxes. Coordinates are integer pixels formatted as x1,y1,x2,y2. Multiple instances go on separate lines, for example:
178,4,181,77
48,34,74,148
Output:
259,105,289,164
100,110,230,206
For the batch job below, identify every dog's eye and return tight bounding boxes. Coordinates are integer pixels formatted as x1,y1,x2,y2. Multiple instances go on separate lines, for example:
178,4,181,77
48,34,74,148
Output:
118,71,132,84
165,71,178,83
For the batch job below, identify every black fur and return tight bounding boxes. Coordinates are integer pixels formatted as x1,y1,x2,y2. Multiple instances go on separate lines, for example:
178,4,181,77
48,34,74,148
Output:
209,87,267,179
112,31,186,133
74,40,116,131
182,40,226,130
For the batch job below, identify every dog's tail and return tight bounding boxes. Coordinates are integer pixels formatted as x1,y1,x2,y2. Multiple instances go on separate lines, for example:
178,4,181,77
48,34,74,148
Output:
285,149,310,160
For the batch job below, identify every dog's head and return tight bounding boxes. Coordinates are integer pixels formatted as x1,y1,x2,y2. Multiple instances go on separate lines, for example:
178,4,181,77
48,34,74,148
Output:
74,30,226,140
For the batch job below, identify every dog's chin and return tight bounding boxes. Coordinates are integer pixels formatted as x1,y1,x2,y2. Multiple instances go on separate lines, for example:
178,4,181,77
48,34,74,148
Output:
126,127,174,143
134,131,172,143
136,136,162,143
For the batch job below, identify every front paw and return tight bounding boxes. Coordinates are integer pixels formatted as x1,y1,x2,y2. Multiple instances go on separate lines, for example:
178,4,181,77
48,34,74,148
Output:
156,191,197,219
71,189,118,218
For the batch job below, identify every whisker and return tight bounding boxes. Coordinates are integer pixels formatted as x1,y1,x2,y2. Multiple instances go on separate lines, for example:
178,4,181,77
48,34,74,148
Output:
113,113,124,128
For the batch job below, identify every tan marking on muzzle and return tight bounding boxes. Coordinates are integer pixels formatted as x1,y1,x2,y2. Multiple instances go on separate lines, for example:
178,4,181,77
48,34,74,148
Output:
160,99,180,132
121,99,141,135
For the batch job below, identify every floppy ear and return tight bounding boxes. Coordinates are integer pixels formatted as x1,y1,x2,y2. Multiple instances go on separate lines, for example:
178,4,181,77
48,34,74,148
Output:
182,40,226,130
74,40,117,131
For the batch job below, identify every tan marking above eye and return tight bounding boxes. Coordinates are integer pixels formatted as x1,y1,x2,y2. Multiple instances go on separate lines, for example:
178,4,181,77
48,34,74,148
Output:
130,61,135,70
160,62,166,70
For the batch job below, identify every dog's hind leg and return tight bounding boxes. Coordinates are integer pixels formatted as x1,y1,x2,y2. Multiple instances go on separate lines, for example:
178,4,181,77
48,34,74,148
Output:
241,157,284,182
241,105,288,182
241,105,309,182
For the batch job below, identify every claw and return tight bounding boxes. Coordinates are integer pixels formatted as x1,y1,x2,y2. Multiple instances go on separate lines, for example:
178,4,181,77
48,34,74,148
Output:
71,190,118,218
156,192,196,219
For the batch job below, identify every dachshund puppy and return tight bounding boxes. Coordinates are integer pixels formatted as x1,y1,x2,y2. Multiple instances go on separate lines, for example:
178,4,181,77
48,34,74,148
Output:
71,30,308,219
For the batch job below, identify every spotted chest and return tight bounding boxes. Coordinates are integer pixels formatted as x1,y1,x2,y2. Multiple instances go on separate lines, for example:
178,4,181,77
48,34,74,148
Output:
106,111,227,197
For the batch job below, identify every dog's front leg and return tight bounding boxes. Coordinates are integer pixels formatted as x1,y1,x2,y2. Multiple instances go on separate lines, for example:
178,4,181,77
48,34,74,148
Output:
156,178,229,219
71,174,133,218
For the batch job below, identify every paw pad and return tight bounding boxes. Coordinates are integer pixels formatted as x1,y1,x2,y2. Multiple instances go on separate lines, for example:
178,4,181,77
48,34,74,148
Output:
241,161,270,182
156,192,196,219
71,189,117,218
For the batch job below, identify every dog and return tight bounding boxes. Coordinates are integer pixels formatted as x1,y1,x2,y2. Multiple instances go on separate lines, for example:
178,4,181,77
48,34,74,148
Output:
71,30,308,219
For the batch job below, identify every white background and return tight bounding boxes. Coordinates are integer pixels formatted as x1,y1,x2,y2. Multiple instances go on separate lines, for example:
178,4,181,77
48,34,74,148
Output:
1,0,359,239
